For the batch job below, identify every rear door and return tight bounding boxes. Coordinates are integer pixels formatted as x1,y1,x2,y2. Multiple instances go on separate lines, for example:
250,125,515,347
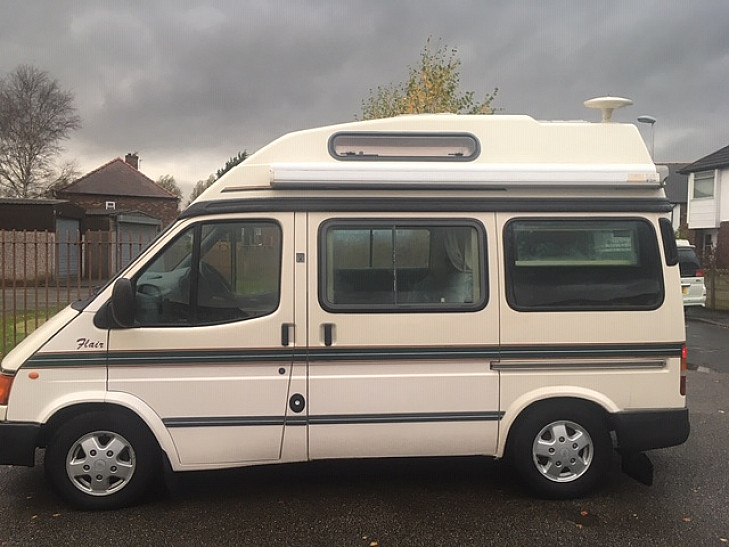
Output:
306,212,500,459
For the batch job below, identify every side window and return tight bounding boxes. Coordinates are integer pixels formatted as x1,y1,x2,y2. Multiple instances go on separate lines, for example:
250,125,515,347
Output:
134,221,282,326
135,227,194,326
321,220,486,312
504,219,664,311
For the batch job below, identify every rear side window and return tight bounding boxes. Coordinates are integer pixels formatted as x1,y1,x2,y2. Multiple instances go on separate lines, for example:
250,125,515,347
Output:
320,220,486,312
504,219,664,311
678,247,702,277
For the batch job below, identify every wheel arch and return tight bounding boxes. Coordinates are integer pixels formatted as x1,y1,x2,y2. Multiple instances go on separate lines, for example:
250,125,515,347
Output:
38,396,178,469
499,391,616,458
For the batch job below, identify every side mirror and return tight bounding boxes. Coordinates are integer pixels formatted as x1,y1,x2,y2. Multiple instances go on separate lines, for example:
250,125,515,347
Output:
659,218,679,266
110,278,135,328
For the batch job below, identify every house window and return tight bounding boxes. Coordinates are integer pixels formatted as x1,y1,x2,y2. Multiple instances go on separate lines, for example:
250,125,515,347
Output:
693,171,715,199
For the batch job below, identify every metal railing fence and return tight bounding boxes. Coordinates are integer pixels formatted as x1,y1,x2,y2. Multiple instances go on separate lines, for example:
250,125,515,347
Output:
1,229,154,358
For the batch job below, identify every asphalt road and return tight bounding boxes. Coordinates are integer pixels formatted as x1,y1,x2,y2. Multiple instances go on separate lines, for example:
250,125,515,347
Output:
1,320,728,546
686,319,729,373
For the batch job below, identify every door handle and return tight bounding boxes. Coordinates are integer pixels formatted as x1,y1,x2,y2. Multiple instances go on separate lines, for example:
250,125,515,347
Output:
281,323,294,347
323,323,334,346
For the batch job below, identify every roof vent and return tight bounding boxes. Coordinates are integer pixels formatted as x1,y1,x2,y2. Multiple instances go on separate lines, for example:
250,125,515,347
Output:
583,96,633,123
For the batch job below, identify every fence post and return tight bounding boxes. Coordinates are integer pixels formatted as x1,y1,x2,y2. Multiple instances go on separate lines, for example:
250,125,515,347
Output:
1,230,5,356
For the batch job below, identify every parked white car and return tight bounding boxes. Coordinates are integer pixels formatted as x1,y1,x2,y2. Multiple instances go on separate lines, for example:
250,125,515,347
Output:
677,239,706,307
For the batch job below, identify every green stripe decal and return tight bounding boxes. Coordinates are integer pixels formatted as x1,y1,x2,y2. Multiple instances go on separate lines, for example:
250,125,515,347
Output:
163,411,504,428
24,343,683,368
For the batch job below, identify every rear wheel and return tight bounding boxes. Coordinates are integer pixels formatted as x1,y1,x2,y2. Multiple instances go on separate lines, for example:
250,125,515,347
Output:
45,411,160,509
508,401,612,499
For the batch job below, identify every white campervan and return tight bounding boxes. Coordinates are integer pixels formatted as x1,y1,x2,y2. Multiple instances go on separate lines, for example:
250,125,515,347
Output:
0,106,689,509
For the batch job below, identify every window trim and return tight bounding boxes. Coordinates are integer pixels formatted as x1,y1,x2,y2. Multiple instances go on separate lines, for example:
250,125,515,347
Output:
318,218,488,314
503,217,665,312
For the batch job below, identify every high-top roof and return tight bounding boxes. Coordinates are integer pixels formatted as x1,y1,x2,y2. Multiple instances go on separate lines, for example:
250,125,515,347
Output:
58,158,178,200
192,114,658,204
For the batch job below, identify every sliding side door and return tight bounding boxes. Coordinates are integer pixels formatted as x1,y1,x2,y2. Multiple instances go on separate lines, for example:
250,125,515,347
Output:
306,212,500,459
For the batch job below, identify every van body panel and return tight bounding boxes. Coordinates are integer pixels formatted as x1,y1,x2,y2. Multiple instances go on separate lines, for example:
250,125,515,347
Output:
27,310,108,356
6,309,108,422
8,380,107,424
497,361,684,444
106,212,297,466
0,306,80,373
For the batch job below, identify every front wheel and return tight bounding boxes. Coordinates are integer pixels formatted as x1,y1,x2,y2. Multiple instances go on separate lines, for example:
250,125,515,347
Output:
508,401,612,499
45,411,160,509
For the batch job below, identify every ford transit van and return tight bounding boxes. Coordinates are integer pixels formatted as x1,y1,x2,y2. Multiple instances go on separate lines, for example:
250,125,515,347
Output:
0,111,689,508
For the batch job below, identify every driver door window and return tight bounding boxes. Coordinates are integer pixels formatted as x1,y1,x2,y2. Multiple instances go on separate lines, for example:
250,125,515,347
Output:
134,221,282,326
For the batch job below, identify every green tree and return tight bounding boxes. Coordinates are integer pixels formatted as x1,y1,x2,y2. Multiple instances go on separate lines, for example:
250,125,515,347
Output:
187,151,248,206
156,174,182,199
188,174,217,205
216,151,248,179
0,65,82,197
359,38,498,120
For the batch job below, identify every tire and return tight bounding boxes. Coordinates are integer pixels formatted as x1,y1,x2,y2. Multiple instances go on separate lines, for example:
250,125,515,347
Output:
44,410,160,509
508,400,612,499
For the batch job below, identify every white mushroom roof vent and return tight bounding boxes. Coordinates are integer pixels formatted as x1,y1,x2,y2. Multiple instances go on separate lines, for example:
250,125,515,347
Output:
584,96,633,123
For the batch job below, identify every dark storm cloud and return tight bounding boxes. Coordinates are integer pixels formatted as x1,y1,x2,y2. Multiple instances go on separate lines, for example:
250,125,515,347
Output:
1,0,728,193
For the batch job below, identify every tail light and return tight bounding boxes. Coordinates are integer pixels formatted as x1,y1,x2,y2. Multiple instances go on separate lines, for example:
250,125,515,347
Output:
0,373,13,405
680,345,687,396
695,269,704,278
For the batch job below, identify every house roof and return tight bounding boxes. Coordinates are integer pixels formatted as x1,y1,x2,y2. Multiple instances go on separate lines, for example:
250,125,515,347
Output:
661,163,689,204
0,197,67,205
679,144,729,174
57,158,178,200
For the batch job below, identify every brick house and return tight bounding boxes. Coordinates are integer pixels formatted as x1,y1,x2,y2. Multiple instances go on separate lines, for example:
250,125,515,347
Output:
679,145,729,268
56,153,179,227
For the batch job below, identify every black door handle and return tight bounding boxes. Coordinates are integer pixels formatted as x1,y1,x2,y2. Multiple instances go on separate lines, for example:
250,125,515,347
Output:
281,323,294,346
323,323,334,346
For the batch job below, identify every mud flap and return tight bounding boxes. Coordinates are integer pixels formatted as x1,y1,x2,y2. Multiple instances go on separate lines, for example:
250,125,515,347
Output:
621,452,653,486
162,454,183,496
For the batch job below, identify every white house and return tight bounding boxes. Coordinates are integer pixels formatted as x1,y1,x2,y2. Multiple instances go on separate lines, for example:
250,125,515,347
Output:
680,144,729,268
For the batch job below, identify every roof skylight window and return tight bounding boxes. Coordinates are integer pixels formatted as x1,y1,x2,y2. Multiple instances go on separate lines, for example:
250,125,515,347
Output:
329,132,479,161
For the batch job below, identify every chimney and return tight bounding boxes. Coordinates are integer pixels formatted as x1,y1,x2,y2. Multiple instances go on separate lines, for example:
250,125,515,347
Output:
125,153,139,169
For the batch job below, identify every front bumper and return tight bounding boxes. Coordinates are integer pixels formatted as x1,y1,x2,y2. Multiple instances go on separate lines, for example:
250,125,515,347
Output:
0,422,40,466
612,408,689,452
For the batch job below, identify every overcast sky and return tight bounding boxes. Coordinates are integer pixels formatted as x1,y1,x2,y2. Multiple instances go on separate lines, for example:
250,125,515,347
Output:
2,0,728,197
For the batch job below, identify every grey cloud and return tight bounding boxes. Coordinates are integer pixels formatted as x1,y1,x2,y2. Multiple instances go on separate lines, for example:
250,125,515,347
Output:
1,0,728,191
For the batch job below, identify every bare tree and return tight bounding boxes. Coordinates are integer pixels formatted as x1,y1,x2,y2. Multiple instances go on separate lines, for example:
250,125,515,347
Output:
0,65,81,197
43,160,81,197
